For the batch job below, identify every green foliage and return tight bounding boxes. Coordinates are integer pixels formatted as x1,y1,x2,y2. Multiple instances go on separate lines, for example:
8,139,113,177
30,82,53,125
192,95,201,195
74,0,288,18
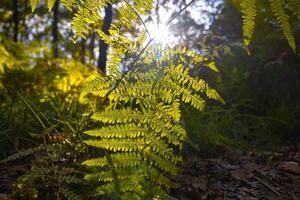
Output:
269,0,296,51
240,0,256,45
30,0,40,11
28,1,224,197
80,39,223,198
0,145,44,164
29,0,155,42
47,0,56,12
0,37,96,199
235,0,298,50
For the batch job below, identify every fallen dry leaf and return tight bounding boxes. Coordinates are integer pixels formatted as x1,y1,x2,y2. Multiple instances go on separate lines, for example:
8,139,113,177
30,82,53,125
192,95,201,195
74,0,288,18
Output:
230,169,248,180
279,161,300,175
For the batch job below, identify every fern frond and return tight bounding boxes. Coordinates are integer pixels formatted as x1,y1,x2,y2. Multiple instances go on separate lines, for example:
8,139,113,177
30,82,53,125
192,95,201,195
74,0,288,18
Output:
82,156,108,167
85,138,144,152
117,3,139,29
30,0,40,11
84,123,146,139
96,179,141,195
164,64,224,103
240,0,257,45
145,152,178,174
60,0,76,11
141,165,175,188
269,0,296,50
107,48,122,79
91,108,140,124
0,145,44,164
161,78,206,111
80,74,109,99
84,167,136,182
47,0,56,12
82,153,140,168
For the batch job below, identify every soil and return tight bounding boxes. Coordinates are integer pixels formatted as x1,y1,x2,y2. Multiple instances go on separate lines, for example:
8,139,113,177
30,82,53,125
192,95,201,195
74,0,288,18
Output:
171,144,300,200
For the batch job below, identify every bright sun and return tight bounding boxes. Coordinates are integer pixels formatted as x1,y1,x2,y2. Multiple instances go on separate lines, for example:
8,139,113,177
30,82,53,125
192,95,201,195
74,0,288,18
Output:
145,22,176,46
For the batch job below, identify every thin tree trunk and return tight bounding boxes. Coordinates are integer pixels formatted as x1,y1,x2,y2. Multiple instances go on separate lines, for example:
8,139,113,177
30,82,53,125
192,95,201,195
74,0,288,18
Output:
98,4,113,73
13,0,19,42
89,32,96,64
52,0,59,58
81,39,86,63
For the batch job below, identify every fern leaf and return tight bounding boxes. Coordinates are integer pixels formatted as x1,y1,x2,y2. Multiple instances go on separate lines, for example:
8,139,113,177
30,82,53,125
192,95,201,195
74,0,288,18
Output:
47,0,56,12
208,61,219,72
145,152,178,174
269,0,296,50
141,165,176,188
0,145,44,164
82,156,108,167
240,0,257,45
60,0,76,11
84,167,136,182
84,139,144,152
82,153,140,168
84,123,145,139
96,179,141,195
91,108,140,124
80,74,109,98
30,0,40,11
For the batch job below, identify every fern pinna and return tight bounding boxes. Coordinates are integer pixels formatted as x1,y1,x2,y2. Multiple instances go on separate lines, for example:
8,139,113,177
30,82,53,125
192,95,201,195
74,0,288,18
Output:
81,45,223,199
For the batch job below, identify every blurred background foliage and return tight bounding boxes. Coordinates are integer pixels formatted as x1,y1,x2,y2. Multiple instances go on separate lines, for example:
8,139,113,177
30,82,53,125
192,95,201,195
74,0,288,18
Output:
0,0,299,199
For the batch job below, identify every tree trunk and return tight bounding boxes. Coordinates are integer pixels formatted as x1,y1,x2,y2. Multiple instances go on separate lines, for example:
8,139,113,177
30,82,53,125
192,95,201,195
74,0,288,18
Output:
13,0,19,42
52,0,59,58
81,39,86,64
89,32,96,64
98,4,113,73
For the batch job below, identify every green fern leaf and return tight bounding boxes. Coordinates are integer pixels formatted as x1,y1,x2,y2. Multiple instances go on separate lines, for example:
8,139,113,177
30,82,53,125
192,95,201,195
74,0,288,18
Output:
269,0,296,50
30,0,40,11
0,145,44,164
84,123,145,139
61,0,76,11
240,0,257,45
84,139,144,152
47,0,56,12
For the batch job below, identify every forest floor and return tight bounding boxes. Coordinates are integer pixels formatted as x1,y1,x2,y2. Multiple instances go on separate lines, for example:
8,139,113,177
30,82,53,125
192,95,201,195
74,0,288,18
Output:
1,144,299,200
172,144,300,200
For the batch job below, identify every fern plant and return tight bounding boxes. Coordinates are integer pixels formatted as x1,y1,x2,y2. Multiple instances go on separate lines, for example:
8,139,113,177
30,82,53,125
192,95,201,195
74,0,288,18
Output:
79,43,223,199
28,0,224,198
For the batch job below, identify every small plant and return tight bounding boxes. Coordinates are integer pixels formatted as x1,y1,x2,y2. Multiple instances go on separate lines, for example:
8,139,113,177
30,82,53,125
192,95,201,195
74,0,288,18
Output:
80,44,223,198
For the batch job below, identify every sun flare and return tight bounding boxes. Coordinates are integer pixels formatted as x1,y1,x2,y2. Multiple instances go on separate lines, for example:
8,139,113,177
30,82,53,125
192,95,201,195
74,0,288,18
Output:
146,22,176,46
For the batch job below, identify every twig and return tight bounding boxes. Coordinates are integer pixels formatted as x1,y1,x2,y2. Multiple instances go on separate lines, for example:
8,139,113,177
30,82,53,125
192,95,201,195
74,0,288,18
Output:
166,0,197,26
251,174,280,196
